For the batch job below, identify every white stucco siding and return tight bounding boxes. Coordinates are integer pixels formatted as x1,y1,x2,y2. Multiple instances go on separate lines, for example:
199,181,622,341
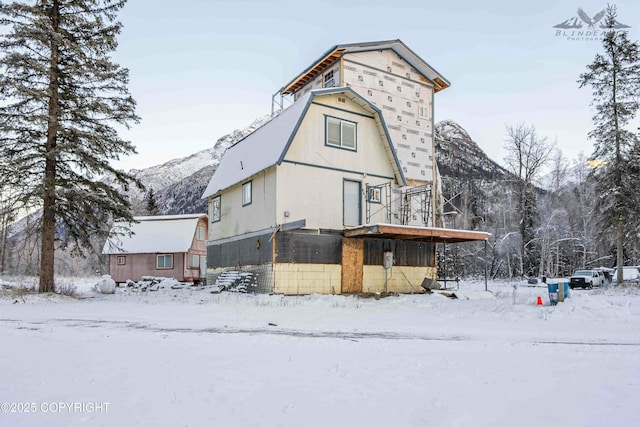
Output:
276,163,392,230
278,96,397,230
208,167,278,240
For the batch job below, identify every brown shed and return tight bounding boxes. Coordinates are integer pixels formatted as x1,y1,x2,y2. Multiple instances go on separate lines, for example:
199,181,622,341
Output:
102,214,208,284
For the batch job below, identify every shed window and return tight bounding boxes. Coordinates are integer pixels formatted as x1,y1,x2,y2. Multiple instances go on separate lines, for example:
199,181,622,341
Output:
196,226,205,240
116,256,126,265
157,254,173,269
188,254,199,269
326,116,356,151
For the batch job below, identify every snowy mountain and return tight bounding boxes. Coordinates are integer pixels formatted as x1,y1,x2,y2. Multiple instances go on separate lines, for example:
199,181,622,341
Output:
127,115,272,215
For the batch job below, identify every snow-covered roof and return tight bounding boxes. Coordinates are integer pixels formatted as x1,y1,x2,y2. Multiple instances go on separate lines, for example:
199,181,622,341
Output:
102,214,206,255
201,87,406,199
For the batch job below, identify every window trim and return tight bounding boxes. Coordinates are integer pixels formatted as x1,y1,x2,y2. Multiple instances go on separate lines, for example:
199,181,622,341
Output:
156,254,174,270
368,187,382,204
242,181,252,206
325,115,357,151
116,255,126,266
211,195,221,223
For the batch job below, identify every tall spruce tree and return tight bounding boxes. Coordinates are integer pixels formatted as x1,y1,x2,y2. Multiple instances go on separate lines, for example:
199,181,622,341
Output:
145,187,159,216
0,0,141,292
578,5,640,283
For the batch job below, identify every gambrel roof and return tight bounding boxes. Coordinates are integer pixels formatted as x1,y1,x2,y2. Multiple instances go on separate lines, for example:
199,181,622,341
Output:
280,39,451,95
201,87,407,199
102,214,207,255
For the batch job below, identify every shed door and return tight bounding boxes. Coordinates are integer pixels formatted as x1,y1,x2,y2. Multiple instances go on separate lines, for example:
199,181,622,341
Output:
343,180,362,227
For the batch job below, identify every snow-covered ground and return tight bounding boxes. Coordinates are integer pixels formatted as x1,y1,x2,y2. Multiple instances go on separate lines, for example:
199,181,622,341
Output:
1,277,638,427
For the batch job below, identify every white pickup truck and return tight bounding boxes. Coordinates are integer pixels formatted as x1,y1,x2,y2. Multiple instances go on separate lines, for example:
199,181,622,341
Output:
569,269,606,289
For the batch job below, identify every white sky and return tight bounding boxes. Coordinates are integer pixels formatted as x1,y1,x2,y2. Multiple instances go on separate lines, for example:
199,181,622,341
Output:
111,0,640,171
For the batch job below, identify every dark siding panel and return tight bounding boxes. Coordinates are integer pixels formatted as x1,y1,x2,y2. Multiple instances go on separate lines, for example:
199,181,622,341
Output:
275,231,342,264
363,239,435,266
207,233,274,267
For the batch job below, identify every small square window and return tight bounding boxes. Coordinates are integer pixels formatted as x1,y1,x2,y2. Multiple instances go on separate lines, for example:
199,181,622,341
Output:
211,195,221,222
379,81,384,86
397,86,402,92
367,89,373,96
416,121,421,126
397,115,402,121
368,187,382,203
407,101,411,107
388,96,393,102
157,254,173,269
116,256,126,265
402,134,407,140
358,75,363,81
242,181,252,206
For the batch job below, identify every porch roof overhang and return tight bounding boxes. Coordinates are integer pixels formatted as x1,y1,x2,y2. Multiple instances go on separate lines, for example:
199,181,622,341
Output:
344,224,490,243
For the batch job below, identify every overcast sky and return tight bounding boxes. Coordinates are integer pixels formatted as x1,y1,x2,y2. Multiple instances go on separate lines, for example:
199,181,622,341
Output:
111,0,640,171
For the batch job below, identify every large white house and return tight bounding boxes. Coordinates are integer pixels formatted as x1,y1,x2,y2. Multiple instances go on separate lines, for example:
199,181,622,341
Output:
202,40,489,294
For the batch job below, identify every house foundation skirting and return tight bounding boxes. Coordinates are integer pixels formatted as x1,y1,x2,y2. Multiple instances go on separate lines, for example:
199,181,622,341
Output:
206,230,435,294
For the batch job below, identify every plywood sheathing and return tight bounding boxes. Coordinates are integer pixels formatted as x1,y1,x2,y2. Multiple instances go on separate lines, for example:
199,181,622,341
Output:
341,237,364,294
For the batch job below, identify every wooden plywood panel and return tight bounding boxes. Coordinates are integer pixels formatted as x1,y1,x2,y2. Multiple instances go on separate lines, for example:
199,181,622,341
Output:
341,237,363,294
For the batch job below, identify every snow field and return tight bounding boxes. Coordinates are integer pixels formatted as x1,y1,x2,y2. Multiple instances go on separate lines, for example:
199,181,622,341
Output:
0,278,638,427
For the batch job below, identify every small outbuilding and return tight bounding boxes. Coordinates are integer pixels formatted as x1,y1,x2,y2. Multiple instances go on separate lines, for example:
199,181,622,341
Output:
102,214,208,284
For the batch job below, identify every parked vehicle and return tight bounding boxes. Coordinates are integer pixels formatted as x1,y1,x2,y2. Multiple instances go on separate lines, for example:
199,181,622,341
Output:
569,269,606,289
612,266,640,284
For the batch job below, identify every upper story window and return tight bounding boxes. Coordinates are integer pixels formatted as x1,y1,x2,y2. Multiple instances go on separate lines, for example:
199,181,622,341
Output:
418,105,429,119
326,116,356,151
242,181,252,206
196,226,205,240
211,195,221,223
324,70,335,88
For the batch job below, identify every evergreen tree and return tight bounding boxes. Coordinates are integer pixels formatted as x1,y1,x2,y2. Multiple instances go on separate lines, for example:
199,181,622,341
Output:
145,187,159,216
0,0,141,292
578,5,640,283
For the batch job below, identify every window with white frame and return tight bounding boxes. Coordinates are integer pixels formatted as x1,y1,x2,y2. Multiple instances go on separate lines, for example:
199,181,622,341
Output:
157,254,173,269
418,105,429,119
187,254,199,269
368,187,382,203
211,195,221,222
116,256,126,265
326,116,356,150
242,181,252,206
196,226,205,240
